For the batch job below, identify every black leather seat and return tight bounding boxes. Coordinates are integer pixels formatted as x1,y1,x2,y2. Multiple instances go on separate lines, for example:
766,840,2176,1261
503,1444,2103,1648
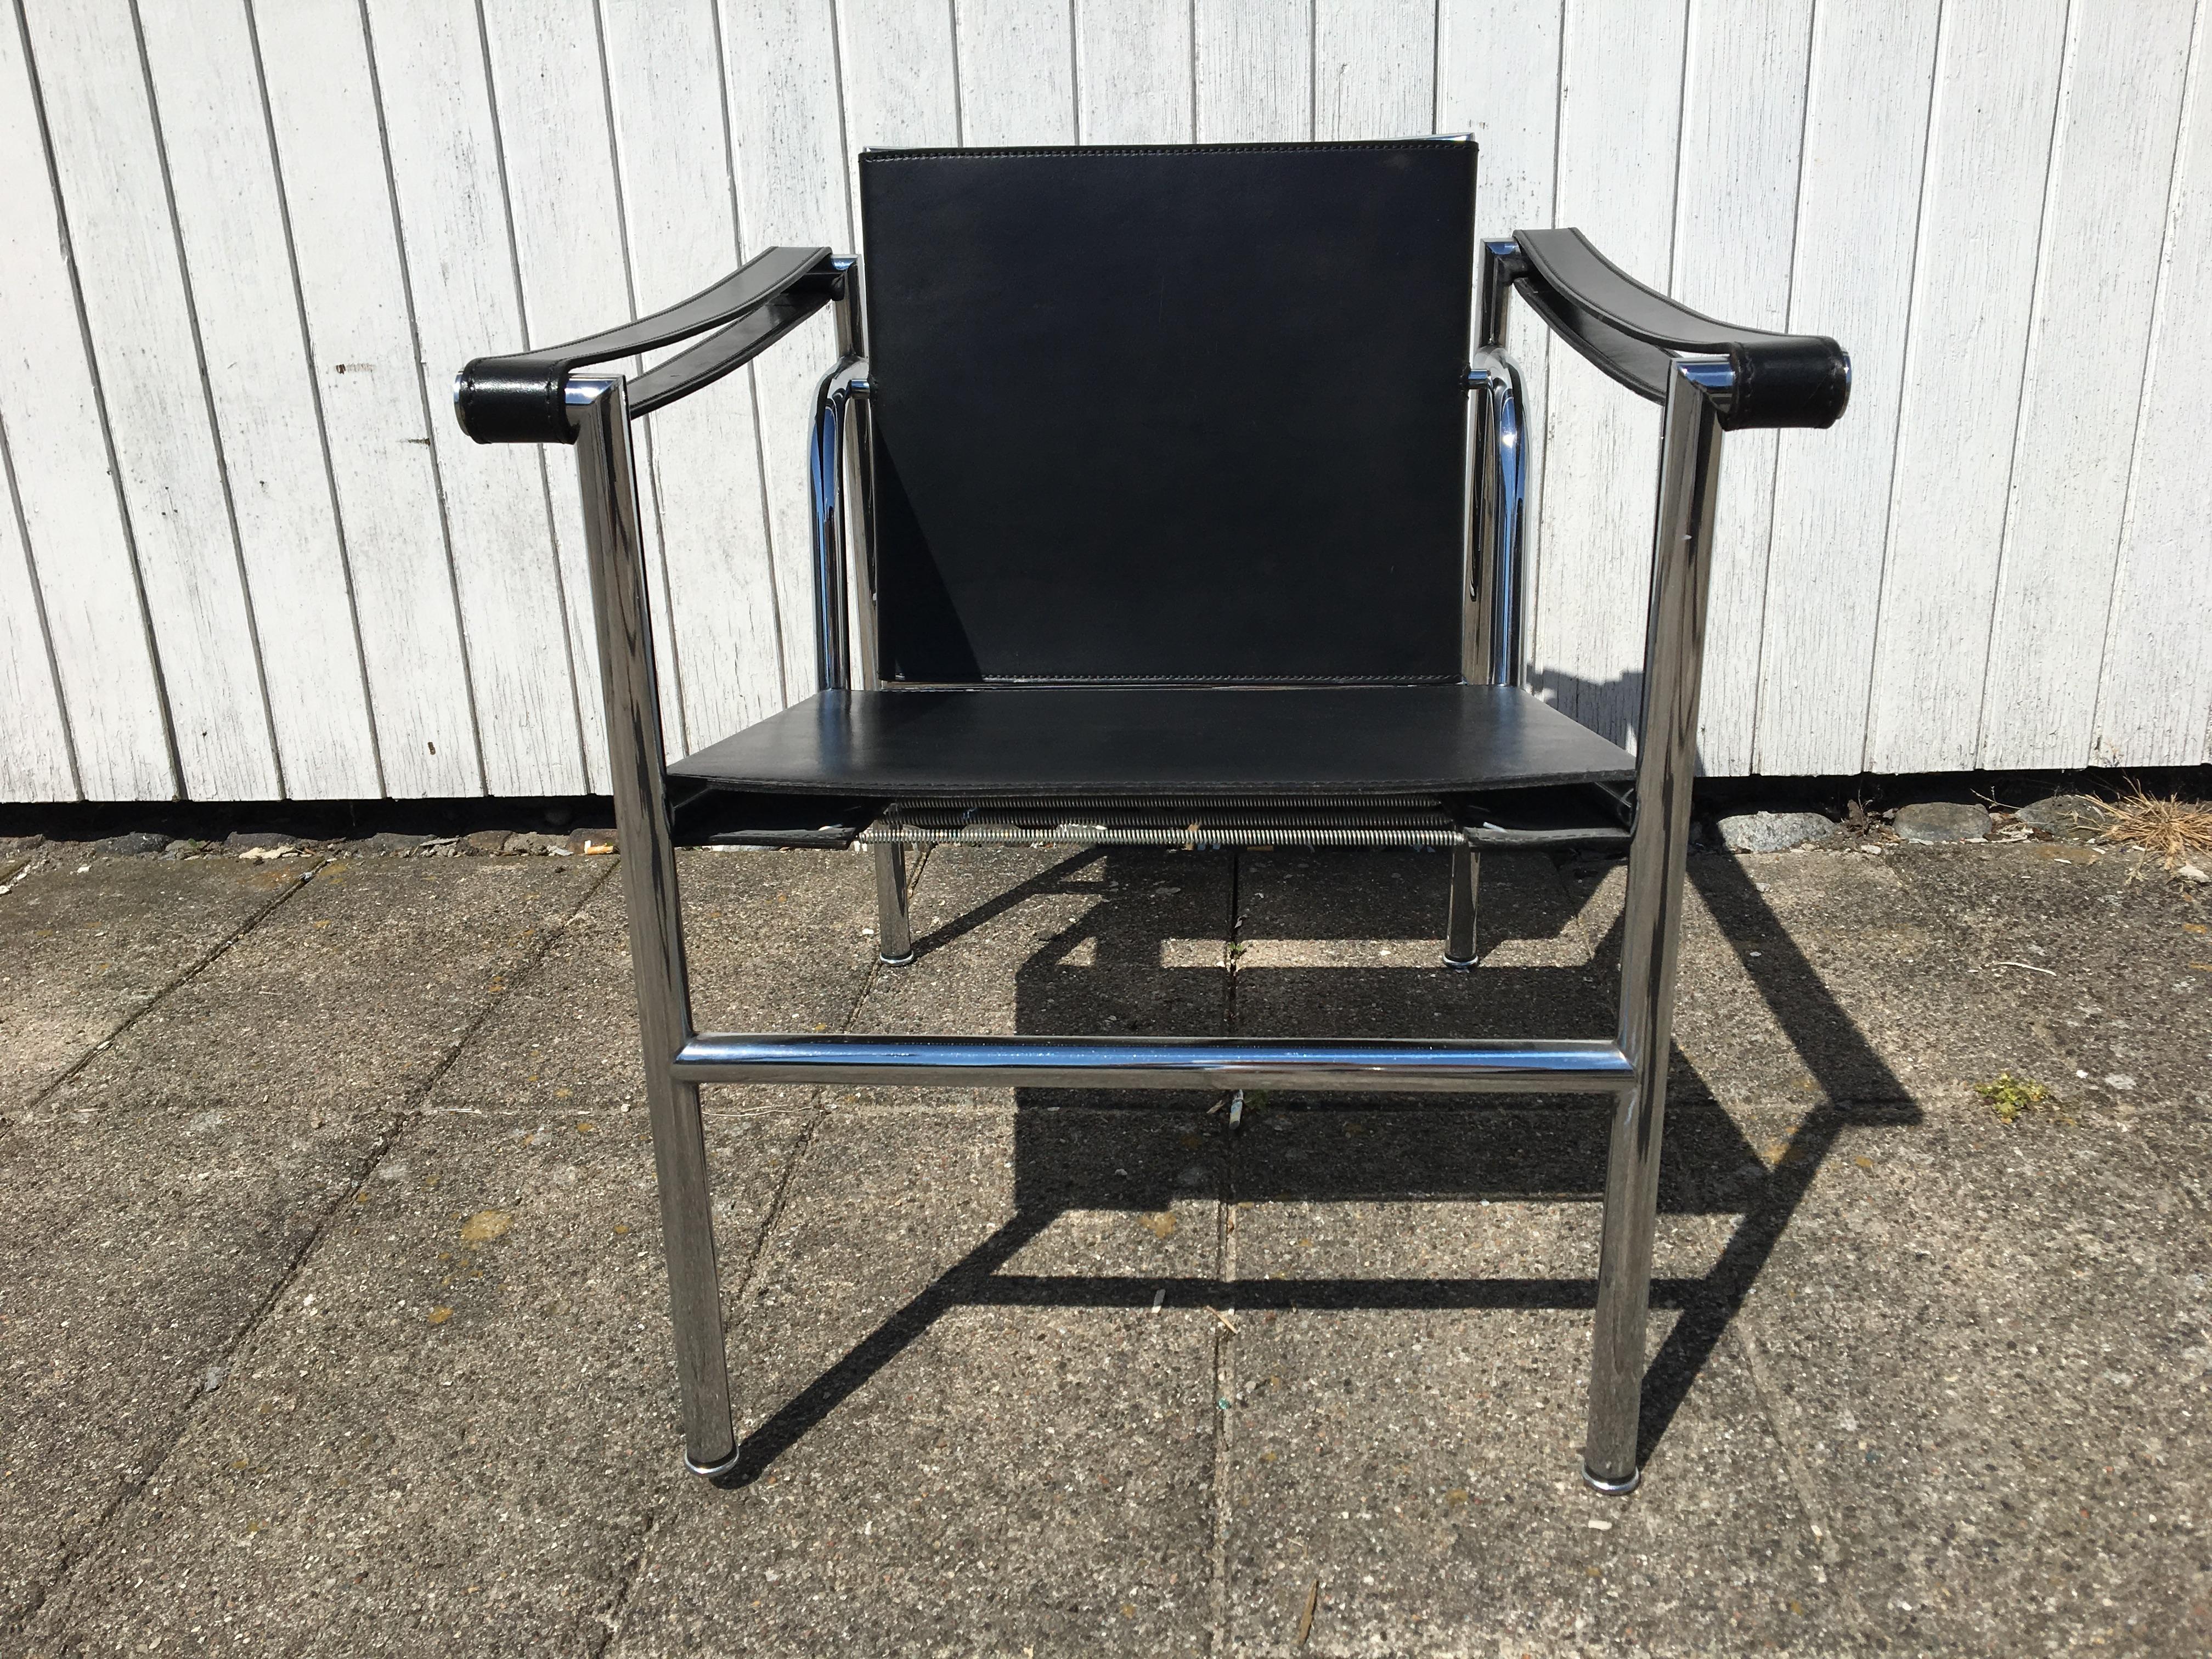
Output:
671,685,1632,798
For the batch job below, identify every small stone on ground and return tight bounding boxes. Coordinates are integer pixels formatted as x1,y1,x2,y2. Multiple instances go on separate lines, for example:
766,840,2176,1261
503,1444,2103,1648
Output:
89,832,170,857
1715,810,1837,854
2015,792,2108,836
1892,800,1991,843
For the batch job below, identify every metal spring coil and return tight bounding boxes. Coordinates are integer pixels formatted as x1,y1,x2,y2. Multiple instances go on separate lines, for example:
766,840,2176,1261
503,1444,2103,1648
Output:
858,798,1464,848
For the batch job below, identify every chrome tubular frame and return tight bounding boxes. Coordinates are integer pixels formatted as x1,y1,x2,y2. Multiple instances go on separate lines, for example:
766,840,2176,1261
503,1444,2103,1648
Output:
572,375,738,1479
674,1032,1634,1092
1451,240,1534,969
809,258,865,692
1581,356,1729,1494
808,262,913,963
565,273,1735,1498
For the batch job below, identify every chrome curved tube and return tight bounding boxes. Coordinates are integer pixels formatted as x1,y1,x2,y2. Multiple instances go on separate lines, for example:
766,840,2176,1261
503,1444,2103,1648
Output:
809,353,864,690
1466,348,1530,687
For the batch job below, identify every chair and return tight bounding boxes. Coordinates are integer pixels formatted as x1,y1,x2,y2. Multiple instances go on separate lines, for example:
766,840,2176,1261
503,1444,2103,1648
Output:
455,140,1848,1494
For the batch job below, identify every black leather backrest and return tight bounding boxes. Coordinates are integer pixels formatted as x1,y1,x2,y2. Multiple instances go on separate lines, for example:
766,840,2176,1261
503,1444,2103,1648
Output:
859,142,1477,684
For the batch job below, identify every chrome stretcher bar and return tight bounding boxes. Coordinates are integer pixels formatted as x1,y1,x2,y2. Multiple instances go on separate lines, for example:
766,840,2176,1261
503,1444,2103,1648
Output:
672,1032,1635,1092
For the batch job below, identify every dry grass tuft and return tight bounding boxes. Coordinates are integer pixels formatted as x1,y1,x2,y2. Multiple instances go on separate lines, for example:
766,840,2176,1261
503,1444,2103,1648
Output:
2096,785,2212,868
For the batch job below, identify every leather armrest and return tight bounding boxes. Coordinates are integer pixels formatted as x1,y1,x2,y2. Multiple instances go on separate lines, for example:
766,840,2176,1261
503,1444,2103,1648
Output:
1507,228,1849,430
454,245,839,444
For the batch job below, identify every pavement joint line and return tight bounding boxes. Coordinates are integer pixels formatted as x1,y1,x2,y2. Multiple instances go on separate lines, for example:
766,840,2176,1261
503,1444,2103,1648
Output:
13,853,619,1639
1719,1316,1884,1640
14,854,329,1125
595,845,933,1639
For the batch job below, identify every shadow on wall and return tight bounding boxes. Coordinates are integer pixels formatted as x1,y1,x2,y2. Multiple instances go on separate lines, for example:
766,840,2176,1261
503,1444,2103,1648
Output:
714,832,1918,1488
1527,667,1648,759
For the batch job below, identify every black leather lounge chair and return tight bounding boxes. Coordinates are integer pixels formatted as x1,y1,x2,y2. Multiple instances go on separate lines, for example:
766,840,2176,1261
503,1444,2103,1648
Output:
455,140,1848,1494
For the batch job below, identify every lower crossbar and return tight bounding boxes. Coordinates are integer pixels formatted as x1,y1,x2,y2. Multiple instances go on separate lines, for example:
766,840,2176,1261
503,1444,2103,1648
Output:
672,1034,1632,1093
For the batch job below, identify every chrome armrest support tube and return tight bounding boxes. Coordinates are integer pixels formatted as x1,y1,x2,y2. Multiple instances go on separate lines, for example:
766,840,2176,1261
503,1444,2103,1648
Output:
571,376,736,1476
1582,356,1730,1495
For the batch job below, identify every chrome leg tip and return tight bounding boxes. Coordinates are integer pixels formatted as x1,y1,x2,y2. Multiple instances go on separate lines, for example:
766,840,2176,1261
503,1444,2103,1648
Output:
1581,1462,1641,1497
878,950,916,967
1441,952,1479,970
684,1444,743,1480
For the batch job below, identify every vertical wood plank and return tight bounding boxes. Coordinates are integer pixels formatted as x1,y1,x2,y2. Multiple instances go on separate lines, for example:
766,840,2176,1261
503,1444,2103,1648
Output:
1312,0,1435,138
1670,0,1811,774
1864,0,2070,773
24,0,281,799
1074,0,1193,142
365,0,590,794
602,0,788,752
1194,0,1310,142
721,0,852,703
0,3,170,799
483,0,681,788
1527,0,1685,751
1980,0,2199,769
256,0,483,797
1754,0,1939,775
841,0,961,149
2094,3,2212,765
0,435,75,799
957,0,1077,143
139,0,383,800
1436,0,1561,688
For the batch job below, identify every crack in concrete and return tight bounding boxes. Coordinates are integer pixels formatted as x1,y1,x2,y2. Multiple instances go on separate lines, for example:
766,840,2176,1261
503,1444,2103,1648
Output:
14,855,326,1128
12,854,618,1643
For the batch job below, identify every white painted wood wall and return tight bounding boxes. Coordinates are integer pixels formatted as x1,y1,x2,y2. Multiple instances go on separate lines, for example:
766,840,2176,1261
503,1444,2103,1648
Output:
1,0,2205,801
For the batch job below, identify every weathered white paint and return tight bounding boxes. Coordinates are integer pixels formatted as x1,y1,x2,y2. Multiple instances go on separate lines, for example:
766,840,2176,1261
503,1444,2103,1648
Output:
1,0,2205,800
1194,0,1308,143
1981,0,2199,770
0,3,170,800
1670,0,1811,778
141,0,383,800
1865,0,2070,774
1756,0,1940,776
257,0,483,798
27,0,281,799
368,0,590,796
1531,0,1686,752
602,0,788,753
2094,1,2212,766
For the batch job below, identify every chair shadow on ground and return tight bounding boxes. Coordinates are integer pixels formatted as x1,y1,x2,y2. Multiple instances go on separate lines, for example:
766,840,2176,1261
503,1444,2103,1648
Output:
720,836,1921,1488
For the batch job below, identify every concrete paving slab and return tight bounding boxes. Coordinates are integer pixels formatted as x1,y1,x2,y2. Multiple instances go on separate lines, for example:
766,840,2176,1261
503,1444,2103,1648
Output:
4,834,2208,1655
1714,1106,2212,1656
0,855,308,1113
32,857,601,1116
1888,844,2212,1119
0,858,601,1632
20,1105,808,1657
1572,849,2055,1111
838,845,1232,1110
1219,1108,1848,1656
611,1107,1224,1657
430,848,880,1118
1232,849,1614,1111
